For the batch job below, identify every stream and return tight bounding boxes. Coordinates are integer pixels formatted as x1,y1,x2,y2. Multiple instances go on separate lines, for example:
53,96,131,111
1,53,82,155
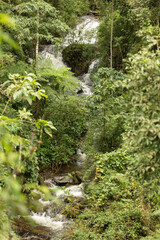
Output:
15,15,99,240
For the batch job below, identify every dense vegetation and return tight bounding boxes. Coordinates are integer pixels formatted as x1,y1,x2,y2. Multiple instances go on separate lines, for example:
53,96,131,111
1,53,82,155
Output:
0,0,160,239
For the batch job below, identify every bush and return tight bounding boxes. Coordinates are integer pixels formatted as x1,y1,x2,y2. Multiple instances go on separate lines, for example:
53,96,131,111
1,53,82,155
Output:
38,96,88,169
66,149,153,240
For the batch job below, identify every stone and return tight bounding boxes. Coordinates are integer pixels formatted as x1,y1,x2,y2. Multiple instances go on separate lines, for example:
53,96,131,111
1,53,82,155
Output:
53,174,73,186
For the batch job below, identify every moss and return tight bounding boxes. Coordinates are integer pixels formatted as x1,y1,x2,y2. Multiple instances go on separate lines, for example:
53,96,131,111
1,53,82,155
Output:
62,43,97,76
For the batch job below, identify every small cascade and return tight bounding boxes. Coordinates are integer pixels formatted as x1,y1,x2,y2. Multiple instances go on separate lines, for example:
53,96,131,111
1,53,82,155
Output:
77,149,87,167
78,59,99,96
23,183,85,239
20,152,86,239
17,15,99,240
64,15,99,45
41,45,66,69
53,183,85,199
40,15,99,96
30,212,68,232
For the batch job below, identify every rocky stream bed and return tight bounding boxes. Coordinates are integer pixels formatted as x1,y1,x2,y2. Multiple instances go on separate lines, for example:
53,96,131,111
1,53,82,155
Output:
14,15,99,240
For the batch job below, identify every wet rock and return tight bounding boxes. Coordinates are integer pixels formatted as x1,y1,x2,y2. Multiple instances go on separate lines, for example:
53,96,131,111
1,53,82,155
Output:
90,10,100,16
53,174,74,186
44,179,55,187
68,171,82,184
38,175,45,185
76,88,84,94
14,217,52,240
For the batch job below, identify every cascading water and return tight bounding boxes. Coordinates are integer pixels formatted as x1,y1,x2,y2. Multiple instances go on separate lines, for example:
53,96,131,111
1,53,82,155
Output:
78,59,99,96
64,15,99,45
41,15,99,96
16,15,99,240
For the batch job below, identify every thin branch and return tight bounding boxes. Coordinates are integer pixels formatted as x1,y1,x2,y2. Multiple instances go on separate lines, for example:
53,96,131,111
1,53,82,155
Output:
21,236,43,240
18,137,22,168
110,0,114,69
157,16,159,51
1,95,12,115
35,0,40,69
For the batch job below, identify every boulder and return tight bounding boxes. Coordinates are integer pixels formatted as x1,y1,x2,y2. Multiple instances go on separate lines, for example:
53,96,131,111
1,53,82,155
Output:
53,174,74,186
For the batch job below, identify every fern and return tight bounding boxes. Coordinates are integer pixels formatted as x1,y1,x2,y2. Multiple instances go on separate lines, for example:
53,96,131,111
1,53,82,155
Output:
38,58,79,94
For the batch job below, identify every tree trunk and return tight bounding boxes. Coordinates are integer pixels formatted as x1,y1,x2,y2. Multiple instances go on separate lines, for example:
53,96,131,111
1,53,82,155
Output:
35,0,39,69
157,16,159,51
110,0,114,69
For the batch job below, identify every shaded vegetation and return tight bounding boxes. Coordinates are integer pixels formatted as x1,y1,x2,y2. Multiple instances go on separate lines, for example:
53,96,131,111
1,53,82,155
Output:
0,0,160,239
62,43,98,75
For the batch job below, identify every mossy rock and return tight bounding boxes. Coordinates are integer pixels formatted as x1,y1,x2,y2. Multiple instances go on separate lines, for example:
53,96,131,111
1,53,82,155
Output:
30,190,42,200
68,171,83,184
62,43,97,76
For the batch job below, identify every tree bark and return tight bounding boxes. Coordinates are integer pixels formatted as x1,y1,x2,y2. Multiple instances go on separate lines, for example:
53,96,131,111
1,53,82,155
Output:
157,16,159,51
110,0,114,69
35,0,40,69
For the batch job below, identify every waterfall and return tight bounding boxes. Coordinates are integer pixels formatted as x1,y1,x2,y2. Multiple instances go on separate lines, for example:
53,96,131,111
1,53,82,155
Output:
64,15,99,45
41,15,99,96
17,15,99,240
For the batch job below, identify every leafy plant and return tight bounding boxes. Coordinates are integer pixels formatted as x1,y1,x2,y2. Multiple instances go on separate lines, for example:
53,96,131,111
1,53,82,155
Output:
86,67,126,153
13,0,69,62
121,28,160,197
38,95,88,169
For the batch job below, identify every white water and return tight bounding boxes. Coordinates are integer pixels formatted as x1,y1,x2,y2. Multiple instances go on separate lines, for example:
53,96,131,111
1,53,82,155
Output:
56,184,85,198
31,213,68,232
65,184,85,198
64,15,99,45
79,59,99,96
41,16,99,96
29,182,85,236
27,16,99,238
41,45,66,70
77,149,87,167
48,182,85,198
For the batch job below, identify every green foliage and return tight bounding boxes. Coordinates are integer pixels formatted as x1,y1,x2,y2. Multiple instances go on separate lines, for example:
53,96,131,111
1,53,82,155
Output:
97,0,152,69
66,150,153,240
0,132,28,239
0,210,19,240
0,69,57,237
51,0,90,26
38,58,79,94
140,229,160,240
38,96,88,168
1,1,160,239
121,29,160,193
70,204,149,240
86,67,126,153
12,0,69,60
88,150,131,207
2,73,47,106
0,72,55,182
62,43,97,75
0,61,33,84
0,13,18,50
62,197,88,218
76,26,160,240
